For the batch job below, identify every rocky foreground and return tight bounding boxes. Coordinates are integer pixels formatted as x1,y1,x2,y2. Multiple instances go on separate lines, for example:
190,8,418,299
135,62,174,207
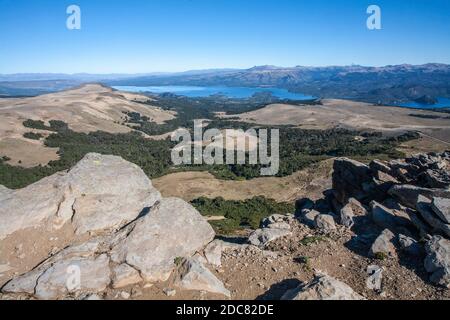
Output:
0,152,449,300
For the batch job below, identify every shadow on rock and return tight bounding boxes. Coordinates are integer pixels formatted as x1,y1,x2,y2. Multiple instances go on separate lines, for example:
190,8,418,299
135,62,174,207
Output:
343,215,381,258
256,279,302,300
216,235,248,245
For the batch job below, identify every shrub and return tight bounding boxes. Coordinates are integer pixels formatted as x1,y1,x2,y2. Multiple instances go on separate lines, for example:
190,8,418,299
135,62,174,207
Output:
23,132,43,140
299,236,327,246
191,196,294,234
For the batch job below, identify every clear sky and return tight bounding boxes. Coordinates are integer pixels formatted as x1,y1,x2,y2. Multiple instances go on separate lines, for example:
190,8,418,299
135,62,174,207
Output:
0,0,449,73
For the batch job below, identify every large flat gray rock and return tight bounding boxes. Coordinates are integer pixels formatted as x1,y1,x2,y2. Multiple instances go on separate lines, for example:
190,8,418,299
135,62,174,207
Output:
0,153,161,240
174,258,230,297
424,236,450,288
34,254,111,300
389,185,450,209
66,153,161,235
3,197,215,298
2,238,110,299
0,173,69,240
248,228,291,247
282,274,364,300
432,197,450,224
370,201,399,230
416,196,450,238
112,264,142,289
110,198,215,282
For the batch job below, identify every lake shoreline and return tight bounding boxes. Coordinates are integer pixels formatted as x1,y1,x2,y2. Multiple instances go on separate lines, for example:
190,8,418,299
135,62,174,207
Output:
113,85,450,110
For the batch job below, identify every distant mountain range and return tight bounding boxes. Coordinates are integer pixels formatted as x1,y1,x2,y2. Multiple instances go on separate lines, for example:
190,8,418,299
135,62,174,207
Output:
2,64,450,104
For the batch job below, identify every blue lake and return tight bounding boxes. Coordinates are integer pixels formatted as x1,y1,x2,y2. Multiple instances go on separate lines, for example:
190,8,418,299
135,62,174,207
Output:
396,97,450,109
114,85,450,109
113,85,316,100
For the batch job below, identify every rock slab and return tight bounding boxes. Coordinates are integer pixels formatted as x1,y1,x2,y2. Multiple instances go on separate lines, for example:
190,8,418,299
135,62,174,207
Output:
174,258,230,297
424,236,450,288
282,274,364,300
110,198,215,282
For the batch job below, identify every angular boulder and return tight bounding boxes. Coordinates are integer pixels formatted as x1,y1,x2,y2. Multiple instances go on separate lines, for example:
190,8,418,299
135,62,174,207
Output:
282,274,364,300
366,265,383,291
423,169,450,189
1,154,218,299
340,205,355,228
332,158,372,204
65,153,161,235
374,170,400,184
110,198,215,282
398,234,423,256
369,229,396,258
261,214,292,229
347,198,368,216
0,153,161,240
298,209,320,228
416,196,450,238
248,228,292,247
369,160,393,175
431,197,450,224
112,264,142,289
314,214,336,233
370,201,398,230
424,236,450,288
2,238,111,300
34,254,111,300
0,174,70,240
388,185,450,209
174,258,230,297
203,240,243,268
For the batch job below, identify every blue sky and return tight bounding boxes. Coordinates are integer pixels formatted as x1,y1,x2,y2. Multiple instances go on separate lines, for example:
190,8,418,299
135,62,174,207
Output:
0,0,449,73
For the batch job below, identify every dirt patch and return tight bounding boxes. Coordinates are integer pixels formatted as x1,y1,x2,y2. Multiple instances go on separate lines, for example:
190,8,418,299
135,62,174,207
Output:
153,160,334,202
397,134,450,157
0,223,81,288
224,99,450,143
0,138,59,167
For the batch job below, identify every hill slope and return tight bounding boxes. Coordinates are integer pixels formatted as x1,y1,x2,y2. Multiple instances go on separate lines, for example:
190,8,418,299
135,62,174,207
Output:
0,84,175,166
223,99,450,143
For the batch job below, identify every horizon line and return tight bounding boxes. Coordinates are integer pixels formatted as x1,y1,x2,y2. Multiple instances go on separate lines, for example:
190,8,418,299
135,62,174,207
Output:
1,62,449,76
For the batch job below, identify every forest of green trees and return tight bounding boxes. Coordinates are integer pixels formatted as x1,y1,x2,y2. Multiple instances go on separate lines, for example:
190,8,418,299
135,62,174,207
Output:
191,196,295,234
0,126,173,189
0,94,420,189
